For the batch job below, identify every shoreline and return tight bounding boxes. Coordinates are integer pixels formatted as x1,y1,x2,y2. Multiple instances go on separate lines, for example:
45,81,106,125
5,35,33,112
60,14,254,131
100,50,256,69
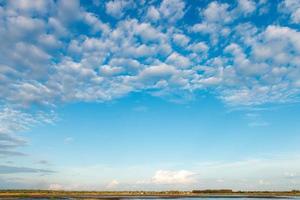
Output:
1,191,300,199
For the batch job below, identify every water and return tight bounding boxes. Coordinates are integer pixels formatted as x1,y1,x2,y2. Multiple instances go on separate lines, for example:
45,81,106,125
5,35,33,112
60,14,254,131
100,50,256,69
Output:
131,198,300,200
6,198,300,200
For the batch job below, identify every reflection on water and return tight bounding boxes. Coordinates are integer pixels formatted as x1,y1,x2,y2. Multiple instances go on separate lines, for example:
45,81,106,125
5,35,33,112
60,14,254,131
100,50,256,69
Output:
7,198,300,200
130,198,300,200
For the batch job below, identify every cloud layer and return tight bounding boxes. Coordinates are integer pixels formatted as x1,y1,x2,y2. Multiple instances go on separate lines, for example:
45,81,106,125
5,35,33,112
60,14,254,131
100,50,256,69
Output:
1,0,300,109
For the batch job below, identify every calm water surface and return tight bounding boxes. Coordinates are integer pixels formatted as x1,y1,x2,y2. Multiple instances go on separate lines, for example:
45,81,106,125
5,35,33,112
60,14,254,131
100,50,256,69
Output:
7,198,300,200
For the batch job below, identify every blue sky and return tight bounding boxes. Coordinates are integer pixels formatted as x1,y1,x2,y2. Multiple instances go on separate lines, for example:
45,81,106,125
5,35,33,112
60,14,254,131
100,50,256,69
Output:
1,0,300,191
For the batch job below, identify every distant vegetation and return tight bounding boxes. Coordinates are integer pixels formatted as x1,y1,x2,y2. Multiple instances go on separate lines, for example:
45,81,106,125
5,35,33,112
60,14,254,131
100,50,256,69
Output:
0,189,299,198
192,189,233,193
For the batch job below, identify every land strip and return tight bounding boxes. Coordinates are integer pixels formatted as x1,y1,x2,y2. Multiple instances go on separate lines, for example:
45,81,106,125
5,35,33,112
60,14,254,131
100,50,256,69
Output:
0,190,300,199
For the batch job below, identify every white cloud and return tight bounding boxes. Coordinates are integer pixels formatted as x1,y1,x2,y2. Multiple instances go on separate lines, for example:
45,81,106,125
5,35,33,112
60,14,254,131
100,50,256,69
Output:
192,2,234,44
106,180,120,188
146,6,160,22
133,22,166,42
48,17,69,37
5,0,296,108
166,52,191,68
38,34,62,50
173,33,190,47
109,58,141,72
202,2,232,23
158,0,186,23
292,8,300,23
56,0,81,23
151,170,196,184
263,25,300,52
138,64,176,81
7,0,53,16
209,24,300,105
237,0,256,15
279,0,300,24
105,0,132,19
82,12,110,34
188,42,208,53
100,65,124,76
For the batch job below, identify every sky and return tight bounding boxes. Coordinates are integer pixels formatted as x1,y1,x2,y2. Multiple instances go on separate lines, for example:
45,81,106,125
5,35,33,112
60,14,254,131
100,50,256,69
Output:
0,0,300,191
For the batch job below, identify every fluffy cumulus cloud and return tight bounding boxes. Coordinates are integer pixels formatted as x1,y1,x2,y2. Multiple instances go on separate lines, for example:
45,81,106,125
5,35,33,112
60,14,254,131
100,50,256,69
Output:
134,169,197,188
1,0,300,157
151,170,196,184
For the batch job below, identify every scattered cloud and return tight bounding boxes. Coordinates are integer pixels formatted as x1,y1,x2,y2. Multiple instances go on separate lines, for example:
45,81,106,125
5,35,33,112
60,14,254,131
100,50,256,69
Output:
1,0,300,109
